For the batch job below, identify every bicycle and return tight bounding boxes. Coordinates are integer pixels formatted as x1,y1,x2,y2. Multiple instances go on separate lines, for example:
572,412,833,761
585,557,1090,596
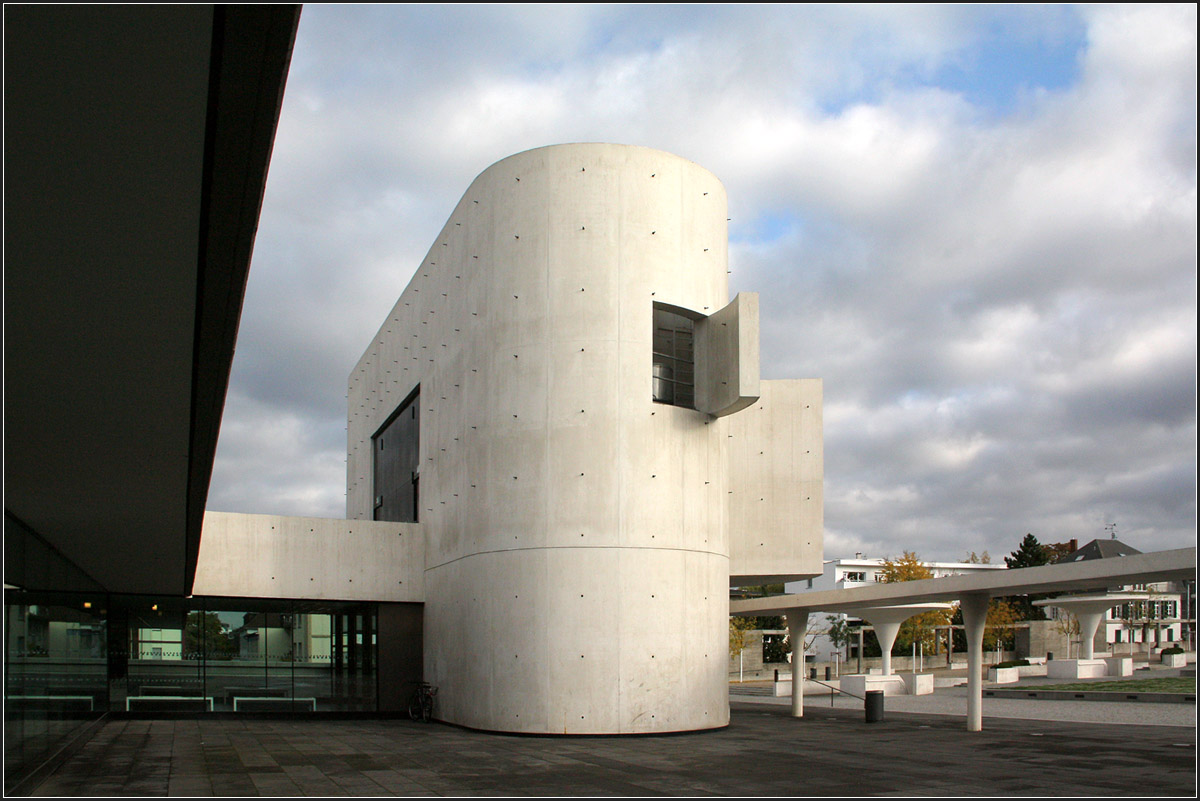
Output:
408,681,437,722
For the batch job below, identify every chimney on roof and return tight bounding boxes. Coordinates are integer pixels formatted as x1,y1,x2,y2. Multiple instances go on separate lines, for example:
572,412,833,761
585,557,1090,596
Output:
855,552,862,559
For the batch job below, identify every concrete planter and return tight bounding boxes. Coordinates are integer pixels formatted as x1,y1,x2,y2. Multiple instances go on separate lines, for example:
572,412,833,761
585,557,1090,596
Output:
902,673,934,695
841,674,907,697
1105,656,1134,676
1047,658,1107,679
1161,652,1186,667
987,666,1020,684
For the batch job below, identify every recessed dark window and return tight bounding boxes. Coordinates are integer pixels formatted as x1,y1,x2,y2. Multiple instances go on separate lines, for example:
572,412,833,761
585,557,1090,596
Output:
373,387,420,523
652,306,694,409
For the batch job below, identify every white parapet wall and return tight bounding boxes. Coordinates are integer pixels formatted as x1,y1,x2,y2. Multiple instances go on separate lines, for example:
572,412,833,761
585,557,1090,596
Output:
194,511,424,602
726,379,823,584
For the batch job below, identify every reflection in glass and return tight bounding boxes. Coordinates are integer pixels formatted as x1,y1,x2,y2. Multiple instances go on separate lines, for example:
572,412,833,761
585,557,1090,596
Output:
4,593,107,793
652,306,695,409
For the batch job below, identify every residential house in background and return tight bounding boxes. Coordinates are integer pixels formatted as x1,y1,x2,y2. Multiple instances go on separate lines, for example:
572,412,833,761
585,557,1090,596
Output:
1052,538,1188,653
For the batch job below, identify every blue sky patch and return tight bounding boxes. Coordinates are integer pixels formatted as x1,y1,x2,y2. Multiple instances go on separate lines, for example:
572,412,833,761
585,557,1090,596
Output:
934,14,1087,115
730,210,801,246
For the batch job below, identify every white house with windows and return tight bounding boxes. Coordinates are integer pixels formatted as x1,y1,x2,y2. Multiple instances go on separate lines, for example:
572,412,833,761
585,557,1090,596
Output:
1054,538,1188,652
783,555,1006,660
1105,590,1185,650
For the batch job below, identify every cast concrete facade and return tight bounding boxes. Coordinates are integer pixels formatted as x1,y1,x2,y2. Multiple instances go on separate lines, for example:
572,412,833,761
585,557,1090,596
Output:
194,512,424,603
346,144,823,734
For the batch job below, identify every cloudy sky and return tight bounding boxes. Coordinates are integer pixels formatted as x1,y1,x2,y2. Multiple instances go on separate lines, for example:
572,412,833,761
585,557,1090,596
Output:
208,4,1196,564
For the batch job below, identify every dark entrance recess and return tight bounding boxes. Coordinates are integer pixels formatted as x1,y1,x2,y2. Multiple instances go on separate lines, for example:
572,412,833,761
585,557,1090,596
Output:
373,386,420,523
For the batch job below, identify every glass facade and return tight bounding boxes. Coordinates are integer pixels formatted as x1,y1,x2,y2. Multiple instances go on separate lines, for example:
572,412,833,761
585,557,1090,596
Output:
5,592,107,792
5,590,381,792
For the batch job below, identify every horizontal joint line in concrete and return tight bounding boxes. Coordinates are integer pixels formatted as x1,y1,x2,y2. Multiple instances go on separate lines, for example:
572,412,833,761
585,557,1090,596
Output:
426,544,730,572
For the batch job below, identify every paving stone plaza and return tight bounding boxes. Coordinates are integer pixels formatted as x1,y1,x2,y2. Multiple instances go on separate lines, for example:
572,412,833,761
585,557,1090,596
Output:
27,691,1197,797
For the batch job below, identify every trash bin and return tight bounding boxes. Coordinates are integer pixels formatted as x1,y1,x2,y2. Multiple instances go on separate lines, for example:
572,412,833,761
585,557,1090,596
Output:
1047,652,1054,661
825,667,832,681
865,690,884,723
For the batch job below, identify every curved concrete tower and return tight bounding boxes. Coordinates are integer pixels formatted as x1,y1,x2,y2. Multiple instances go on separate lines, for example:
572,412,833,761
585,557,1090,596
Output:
348,144,822,734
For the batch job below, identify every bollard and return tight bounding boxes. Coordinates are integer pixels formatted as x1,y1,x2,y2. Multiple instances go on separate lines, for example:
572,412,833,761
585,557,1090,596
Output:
825,667,831,681
865,690,884,723
774,669,779,682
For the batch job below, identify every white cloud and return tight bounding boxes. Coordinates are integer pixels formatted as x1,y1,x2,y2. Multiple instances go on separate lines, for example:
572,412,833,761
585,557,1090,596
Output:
211,4,1196,564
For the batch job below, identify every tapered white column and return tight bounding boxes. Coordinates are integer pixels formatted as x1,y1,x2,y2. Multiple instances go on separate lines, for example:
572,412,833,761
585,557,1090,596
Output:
787,611,809,717
872,621,901,676
960,594,989,732
1076,611,1105,659
1035,594,1145,663
851,603,953,676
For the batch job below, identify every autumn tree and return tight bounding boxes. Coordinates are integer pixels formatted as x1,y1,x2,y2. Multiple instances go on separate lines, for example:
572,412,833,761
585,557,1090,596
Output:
1042,540,1077,563
729,616,755,660
981,599,1021,651
879,552,952,653
950,599,1023,653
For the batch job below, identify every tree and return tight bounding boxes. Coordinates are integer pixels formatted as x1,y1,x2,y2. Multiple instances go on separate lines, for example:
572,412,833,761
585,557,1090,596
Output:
982,599,1021,651
184,611,235,659
879,552,952,653
950,599,1023,653
1004,534,1051,569
964,550,991,564
1003,534,1053,620
1053,610,1081,658
878,551,933,583
728,616,755,660
762,633,790,663
826,615,854,653
1042,540,1077,563
824,614,880,660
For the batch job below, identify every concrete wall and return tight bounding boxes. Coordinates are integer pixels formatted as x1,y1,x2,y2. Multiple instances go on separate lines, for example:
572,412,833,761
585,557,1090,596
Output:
727,379,823,583
695,292,760,416
347,144,736,734
194,512,423,602
1015,620,1073,661
377,603,424,712
346,143,823,734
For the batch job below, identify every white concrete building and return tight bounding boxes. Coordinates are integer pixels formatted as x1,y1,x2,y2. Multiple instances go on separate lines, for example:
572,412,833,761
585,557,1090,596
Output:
784,555,1005,659
344,143,824,734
